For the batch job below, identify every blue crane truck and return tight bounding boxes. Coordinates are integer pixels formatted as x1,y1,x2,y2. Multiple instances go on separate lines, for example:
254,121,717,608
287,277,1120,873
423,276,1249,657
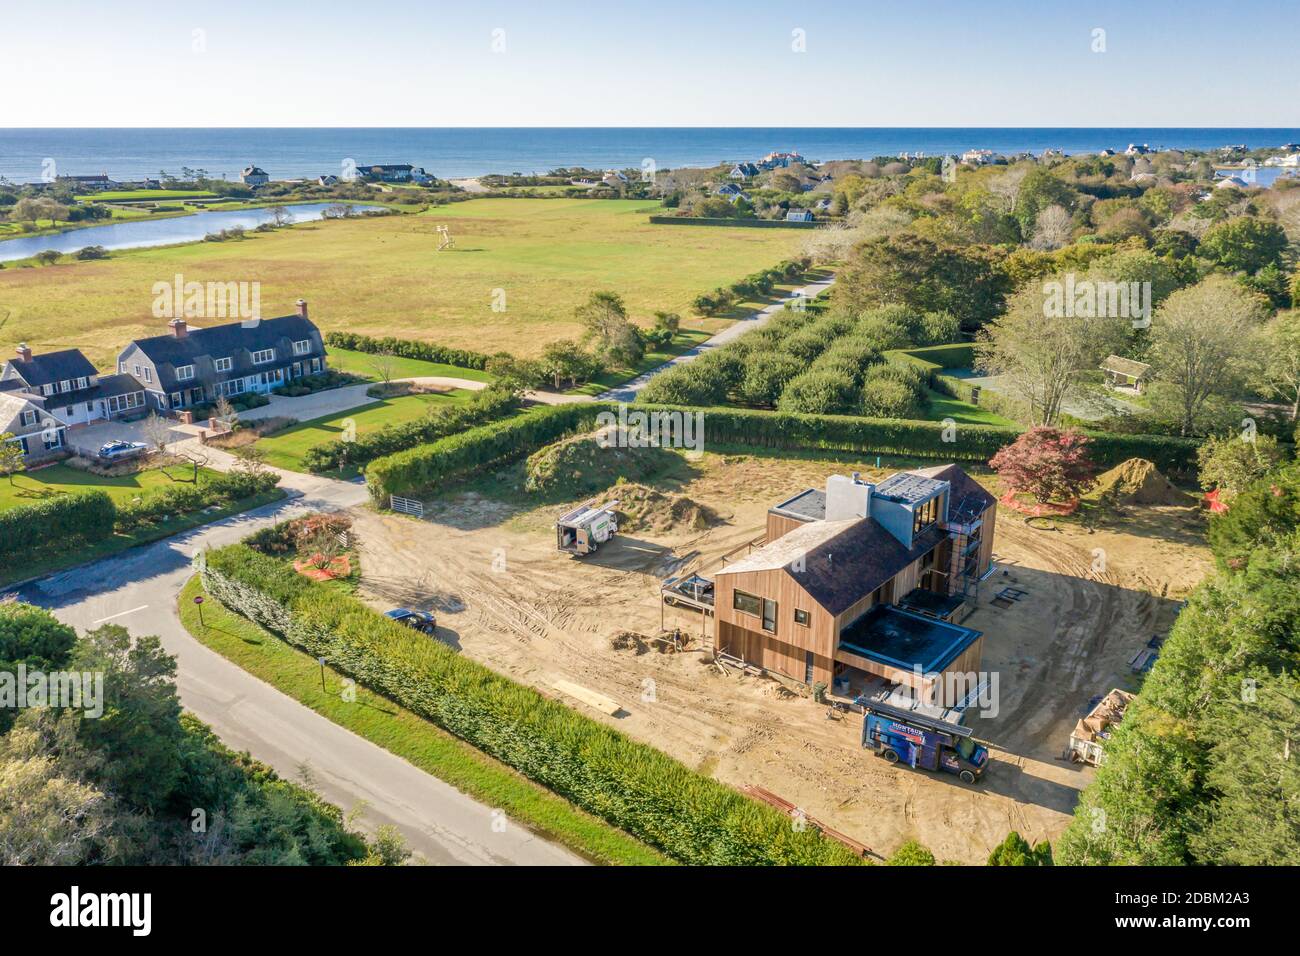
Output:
858,694,989,784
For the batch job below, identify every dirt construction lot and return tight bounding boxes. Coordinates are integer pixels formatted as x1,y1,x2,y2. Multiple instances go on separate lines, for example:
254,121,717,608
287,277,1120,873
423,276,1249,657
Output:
349,452,1212,863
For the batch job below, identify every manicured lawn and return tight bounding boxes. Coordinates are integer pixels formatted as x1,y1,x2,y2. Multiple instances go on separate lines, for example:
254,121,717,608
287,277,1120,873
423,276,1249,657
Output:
0,198,805,368
923,389,1018,427
76,189,219,202
325,346,494,383
178,576,669,866
253,389,475,474
0,462,222,513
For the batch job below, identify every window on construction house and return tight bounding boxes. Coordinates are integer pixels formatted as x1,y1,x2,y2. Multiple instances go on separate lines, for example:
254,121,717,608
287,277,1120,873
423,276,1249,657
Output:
913,495,940,536
761,599,777,633
794,609,810,626
732,590,761,617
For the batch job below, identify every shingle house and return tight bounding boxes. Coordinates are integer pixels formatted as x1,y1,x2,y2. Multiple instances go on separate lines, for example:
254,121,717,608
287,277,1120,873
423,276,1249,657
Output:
729,162,760,180
0,390,67,462
114,301,327,412
711,468,996,702
240,165,270,186
1,345,148,427
356,164,430,184
785,208,815,222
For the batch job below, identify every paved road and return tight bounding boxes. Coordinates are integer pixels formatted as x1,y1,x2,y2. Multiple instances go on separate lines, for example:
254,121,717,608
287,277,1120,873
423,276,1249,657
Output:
597,274,837,401
9,470,583,866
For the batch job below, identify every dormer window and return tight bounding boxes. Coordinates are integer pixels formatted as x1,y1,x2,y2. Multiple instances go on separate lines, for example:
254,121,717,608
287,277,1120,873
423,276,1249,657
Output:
292,339,311,356
214,357,233,373
251,348,275,364
176,365,195,381
42,383,55,396
59,380,72,393
75,376,89,389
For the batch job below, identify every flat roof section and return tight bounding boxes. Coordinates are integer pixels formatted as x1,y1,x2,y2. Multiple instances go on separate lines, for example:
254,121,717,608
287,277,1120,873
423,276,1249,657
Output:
896,587,967,621
873,472,948,505
770,488,825,522
838,604,981,674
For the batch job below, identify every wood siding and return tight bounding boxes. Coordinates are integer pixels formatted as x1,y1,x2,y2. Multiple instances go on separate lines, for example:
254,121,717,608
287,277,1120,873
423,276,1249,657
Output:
765,511,809,545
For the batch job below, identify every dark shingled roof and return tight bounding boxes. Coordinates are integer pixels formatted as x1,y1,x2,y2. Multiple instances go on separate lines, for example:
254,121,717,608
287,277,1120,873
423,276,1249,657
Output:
770,488,826,522
7,349,97,388
130,314,319,368
724,516,946,617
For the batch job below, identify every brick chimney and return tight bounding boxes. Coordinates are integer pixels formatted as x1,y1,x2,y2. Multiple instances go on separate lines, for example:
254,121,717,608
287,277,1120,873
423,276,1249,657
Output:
168,318,188,338
295,298,309,321
15,343,33,363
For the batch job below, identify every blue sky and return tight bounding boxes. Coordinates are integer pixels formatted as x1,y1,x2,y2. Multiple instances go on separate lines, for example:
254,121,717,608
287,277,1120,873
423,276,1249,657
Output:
2,0,1297,127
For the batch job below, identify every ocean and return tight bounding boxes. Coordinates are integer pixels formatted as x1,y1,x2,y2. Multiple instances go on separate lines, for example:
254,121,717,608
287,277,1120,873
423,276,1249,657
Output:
3,128,1300,184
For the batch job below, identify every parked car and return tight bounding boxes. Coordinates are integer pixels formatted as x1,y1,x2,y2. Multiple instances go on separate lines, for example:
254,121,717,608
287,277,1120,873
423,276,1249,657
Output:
97,439,149,461
384,608,437,633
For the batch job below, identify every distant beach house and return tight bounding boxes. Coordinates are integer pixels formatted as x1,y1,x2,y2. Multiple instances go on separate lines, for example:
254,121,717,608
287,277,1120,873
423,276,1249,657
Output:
114,301,326,412
1125,143,1152,156
357,164,430,184
240,165,270,186
729,162,760,180
601,170,629,188
785,208,815,222
761,151,804,169
55,174,118,192
961,149,994,165
814,197,832,212
317,174,340,186
716,183,745,197
1100,355,1151,394
1216,175,1249,190
1097,148,1117,158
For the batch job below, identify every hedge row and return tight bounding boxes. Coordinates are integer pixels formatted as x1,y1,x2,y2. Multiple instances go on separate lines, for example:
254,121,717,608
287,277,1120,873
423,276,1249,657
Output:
886,343,1021,420
366,403,607,501
302,387,519,473
199,545,863,865
365,398,1201,502
114,472,281,532
0,491,115,568
325,331,493,371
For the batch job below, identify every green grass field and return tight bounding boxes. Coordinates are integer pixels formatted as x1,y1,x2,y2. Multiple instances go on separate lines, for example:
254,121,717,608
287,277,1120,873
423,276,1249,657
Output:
76,189,219,202
178,576,668,866
0,462,221,512
253,389,474,474
922,388,1018,427
325,346,494,383
0,199,804,368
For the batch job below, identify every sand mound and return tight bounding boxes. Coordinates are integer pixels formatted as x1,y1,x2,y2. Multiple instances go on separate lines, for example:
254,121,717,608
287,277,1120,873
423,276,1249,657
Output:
607,481,721,533
525,425,676,494
1090,458,1193,506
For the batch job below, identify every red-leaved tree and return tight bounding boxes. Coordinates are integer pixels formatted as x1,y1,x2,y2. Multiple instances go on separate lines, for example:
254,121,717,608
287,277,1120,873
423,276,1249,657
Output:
989,426,1096,503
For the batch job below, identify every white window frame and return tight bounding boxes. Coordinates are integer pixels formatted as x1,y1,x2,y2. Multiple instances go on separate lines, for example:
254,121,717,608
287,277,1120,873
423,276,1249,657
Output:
292,339,311,356
143,367,153,383
214,356,233,373
133,364,142,378
75,376,89,390
59,380,72,393
251,348,275,365
176,364,195,381
21,409,37,427
42,383,55,396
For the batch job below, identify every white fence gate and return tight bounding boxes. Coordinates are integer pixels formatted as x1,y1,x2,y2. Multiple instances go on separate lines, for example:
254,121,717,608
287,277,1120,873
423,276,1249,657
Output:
390,495,424,518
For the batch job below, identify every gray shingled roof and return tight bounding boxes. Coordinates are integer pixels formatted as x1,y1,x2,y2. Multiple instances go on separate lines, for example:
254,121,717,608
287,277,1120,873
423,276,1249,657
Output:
7,349,97,388
130,314,319,368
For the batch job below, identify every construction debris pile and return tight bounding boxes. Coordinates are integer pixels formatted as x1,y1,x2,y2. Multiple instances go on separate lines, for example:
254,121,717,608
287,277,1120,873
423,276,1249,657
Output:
1068,688,1136,765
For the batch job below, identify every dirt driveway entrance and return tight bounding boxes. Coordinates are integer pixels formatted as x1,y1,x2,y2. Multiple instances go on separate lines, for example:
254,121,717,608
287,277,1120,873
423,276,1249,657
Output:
348,454,1210,862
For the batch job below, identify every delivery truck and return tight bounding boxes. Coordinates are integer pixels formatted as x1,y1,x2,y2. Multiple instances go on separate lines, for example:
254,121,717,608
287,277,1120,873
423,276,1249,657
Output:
555,498,619,557
858,690,989,784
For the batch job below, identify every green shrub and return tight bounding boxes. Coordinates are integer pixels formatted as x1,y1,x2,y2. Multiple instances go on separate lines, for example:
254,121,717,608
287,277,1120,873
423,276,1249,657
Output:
113,472,280,532
325,331,492,371
777,370,860,415
0,491,115,567
200,545,863,866
301,387,518,473
861,375,926,420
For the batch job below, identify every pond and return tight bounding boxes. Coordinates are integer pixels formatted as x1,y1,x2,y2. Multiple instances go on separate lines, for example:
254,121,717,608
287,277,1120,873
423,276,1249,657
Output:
0,202,384,263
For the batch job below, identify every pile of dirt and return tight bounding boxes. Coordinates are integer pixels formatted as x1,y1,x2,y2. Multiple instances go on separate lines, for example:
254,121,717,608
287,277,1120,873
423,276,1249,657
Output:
607,481,721,533
1089,458,1194,506
525,425,676,494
